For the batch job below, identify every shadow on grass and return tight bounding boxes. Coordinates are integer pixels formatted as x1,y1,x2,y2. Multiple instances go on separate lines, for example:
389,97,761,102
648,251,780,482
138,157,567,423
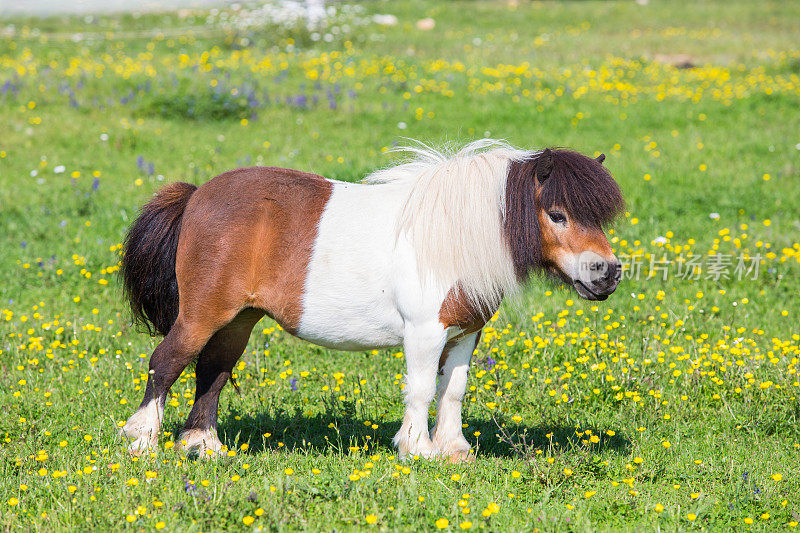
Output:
208,404,632,459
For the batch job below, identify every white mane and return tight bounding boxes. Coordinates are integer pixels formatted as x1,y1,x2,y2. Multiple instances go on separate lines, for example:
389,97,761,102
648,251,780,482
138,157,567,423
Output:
365,139,534,310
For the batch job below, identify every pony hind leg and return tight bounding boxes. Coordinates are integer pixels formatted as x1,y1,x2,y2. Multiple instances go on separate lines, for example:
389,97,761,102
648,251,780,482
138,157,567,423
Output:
180,308,263,458
431,332,479,463
121,317,220,454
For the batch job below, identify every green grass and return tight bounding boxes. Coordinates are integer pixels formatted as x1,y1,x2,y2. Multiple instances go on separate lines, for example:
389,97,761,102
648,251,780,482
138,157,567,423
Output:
1,0,799,530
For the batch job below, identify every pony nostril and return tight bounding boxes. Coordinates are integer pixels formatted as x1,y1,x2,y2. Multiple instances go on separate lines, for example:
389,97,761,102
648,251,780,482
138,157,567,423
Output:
606,262,621,281
594,261,620,285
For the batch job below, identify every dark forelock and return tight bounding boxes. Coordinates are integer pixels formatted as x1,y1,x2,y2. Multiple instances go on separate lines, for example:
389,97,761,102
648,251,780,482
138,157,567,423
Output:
539,148,625,228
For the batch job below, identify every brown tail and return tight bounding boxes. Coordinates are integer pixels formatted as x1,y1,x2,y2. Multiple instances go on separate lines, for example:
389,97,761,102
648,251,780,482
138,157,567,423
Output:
122,182,197,336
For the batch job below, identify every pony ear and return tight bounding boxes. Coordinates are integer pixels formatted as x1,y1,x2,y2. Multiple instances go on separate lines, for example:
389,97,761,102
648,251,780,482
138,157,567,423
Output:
596,153,606,164
536,148,554,183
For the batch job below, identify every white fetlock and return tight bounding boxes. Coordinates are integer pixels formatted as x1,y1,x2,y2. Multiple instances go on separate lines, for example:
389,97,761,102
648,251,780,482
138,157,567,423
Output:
409,438,438,459
395,426,438,460
432,433,474,463
121,400,163,455
432,433,471,454
180,429,223,459
121,400,163,440
127,434,158,456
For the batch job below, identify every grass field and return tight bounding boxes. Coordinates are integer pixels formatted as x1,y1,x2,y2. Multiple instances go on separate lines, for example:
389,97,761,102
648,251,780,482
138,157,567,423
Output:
1,0,799,530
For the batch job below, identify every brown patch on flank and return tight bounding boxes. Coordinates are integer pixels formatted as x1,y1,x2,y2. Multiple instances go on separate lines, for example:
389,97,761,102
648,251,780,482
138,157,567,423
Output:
123,168,333,457
175,167,333,335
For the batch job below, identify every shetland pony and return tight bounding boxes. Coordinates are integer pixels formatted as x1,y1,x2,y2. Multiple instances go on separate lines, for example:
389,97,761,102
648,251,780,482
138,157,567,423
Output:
120,140,624,462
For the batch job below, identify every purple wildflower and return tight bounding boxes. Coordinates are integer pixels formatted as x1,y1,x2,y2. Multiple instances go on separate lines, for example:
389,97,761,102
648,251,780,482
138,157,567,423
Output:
291,94,308,108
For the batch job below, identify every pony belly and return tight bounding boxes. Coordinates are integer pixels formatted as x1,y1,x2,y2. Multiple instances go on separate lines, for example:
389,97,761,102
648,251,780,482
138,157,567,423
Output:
295,320,403,351
295,281,405,350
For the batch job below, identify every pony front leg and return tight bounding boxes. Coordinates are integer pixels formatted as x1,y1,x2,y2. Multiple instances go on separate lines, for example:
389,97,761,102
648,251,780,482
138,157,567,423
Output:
431,332,478,463
394,324,447,459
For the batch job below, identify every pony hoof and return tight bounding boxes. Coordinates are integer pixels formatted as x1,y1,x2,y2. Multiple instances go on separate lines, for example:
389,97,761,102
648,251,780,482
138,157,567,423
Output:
127,435,157,456
447,450,476,464
402,443,438,461
190,448,222,460
180,430,223,459
184,444,224,460
119,421,143,441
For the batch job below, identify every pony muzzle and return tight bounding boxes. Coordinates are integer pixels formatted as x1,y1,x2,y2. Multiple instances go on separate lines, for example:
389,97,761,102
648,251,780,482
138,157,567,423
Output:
571,251,621,301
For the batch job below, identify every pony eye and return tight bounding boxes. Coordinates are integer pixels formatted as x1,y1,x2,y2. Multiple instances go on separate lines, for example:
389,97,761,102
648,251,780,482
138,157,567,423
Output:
548,212,567,224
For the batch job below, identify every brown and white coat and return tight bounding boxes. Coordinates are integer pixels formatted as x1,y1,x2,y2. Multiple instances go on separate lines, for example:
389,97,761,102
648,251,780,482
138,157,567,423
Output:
120,140,624,462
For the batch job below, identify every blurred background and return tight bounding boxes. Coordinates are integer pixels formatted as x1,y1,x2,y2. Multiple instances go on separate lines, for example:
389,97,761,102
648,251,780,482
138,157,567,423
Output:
1,2,798,530
2,0,237,15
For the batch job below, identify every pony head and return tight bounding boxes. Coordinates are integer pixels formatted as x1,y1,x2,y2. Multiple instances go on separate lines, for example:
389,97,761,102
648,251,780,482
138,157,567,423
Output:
505,148,624,300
